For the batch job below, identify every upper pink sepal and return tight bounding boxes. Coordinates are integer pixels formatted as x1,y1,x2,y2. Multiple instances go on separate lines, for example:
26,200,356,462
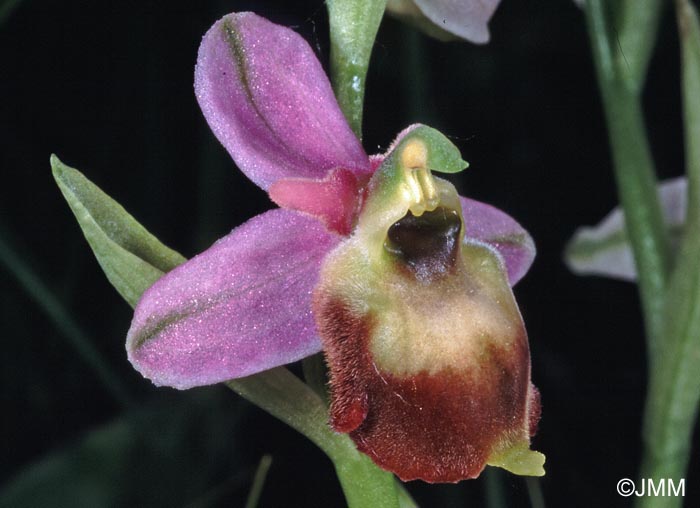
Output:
460,196,535,285
194,12,370,190
126,209,340,389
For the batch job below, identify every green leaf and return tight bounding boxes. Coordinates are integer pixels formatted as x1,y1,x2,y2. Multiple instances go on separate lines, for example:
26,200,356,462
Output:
243,455,272,508
51,155,186,307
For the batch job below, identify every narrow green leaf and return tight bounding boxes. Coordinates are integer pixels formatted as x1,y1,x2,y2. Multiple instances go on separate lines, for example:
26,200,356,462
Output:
244,455,272,508
51,155,186,307
326,0,387,138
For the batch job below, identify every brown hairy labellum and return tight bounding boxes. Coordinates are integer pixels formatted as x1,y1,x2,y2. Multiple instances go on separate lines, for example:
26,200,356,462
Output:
313,127,544,482
314,236,543,482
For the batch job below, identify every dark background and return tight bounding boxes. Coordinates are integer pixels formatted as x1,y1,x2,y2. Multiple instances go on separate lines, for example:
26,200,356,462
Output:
1,0,698,507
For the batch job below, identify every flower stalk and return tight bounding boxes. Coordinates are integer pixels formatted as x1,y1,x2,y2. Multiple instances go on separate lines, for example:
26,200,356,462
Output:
615,0,665,92
584,0,670,360
637,2,700,507
326,0,387,137
585,2,700,507
227,369,400,508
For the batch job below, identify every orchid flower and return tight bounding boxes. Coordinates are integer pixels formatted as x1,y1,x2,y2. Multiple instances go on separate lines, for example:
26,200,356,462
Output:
386,0,501,42
126,12,544,482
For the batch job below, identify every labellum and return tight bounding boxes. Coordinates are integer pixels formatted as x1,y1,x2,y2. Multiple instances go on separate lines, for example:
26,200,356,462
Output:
314,126,544,482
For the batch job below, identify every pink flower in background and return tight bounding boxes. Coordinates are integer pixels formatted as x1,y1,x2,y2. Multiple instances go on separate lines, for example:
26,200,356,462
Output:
386,0,502,42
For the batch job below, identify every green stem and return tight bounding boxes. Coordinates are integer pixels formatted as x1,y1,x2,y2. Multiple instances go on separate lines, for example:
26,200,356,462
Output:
600,86,670,349
226,368,399,508
326,0,387,138
333,451,399,508
638,300,700,508
635,3,700,506
321,4,400,505
584,0,671,357
484,468,507,508
586,3,700,507
677,0,700,234
638,269,700,508
525,477,546,508
400,26,432,125
396,482,418,508
615,0,666,92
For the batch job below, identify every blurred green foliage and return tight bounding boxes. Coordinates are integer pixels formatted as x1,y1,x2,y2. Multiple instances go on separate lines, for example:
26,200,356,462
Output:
0,391,246,508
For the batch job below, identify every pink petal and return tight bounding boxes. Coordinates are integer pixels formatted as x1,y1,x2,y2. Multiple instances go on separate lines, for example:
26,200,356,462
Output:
413,0,501,44
126,209,340,389
269,169,370,235
194,12,370,190
460,196,535,285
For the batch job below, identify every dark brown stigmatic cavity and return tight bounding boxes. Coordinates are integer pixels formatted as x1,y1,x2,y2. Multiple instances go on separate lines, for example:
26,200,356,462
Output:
384,207,461,281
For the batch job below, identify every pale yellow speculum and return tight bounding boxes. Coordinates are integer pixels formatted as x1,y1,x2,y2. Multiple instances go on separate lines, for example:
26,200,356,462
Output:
367,246,522,377
399,139,439,216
